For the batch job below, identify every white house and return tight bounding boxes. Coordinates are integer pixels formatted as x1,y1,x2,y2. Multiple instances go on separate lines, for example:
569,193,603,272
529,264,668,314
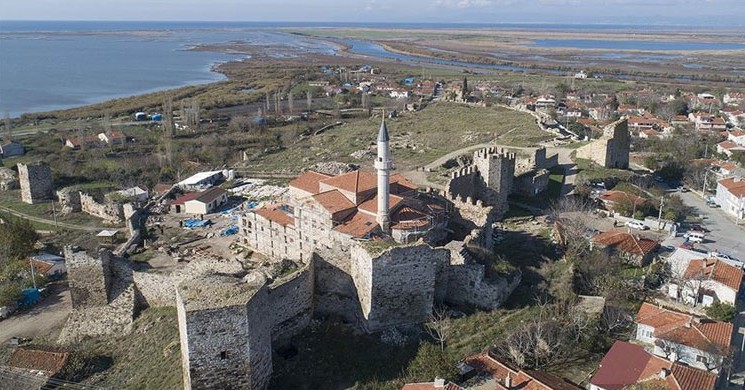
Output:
727,129,745,146
97,130,126,145
715,177,745,221
29,253,66,277
110,186,148,203
177,171,225,191
724,92,745,105
667,247,743,307
183,187,228,215
0,140,25,158
635,303,733,372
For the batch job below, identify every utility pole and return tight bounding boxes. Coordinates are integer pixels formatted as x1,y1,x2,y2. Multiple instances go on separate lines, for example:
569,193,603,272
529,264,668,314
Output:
657,196,665,230
51,199,58,229
29,258,37,289
702,169,709,196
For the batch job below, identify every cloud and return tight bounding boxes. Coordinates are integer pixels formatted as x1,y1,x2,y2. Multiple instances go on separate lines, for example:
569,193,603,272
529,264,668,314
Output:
436,0,498,9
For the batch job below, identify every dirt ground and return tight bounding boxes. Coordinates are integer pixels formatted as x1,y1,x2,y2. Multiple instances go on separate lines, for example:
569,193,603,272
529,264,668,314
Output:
0,282,71,344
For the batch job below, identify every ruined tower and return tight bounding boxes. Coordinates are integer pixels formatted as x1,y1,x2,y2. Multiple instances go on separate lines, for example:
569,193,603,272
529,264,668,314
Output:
176,272,272,390
375,118,391,233
17,162,53,204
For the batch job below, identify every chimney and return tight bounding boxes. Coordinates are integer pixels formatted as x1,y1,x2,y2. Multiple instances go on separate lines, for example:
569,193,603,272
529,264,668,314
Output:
659,368,670,379
505,373,512,389
684,321,692,328
433,377,446,389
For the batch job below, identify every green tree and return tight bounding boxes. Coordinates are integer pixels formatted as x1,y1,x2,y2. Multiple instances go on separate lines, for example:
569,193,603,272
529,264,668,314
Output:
405,342,458,383
0,281,22,306
0,214,39,267
706,302,736,322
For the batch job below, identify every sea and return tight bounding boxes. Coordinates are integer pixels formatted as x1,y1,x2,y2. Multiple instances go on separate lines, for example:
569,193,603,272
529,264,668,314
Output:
2,21,745,118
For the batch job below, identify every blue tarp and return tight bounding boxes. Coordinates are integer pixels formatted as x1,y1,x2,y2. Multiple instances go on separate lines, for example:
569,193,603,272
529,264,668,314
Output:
19,288,41,308
184,219,210,228
247,201,258,209
221,226,239,236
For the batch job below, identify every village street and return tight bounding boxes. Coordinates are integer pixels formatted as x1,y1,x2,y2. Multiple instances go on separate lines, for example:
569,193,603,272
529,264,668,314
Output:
0,282,71,344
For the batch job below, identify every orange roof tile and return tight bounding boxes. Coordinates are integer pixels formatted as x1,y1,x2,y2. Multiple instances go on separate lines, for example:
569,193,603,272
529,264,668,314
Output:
254,205,295,227
684,258,744,291
401,382,465,390
391,206,430,230
320,170,378,195
289,171,333,195
599,190,647,207
636,303,733,351
670,363,717,390
7,348,69,376
312,190,357,215
333,212,378,238
718,177,745,197
358,194,404,215
591,230,659,257
636,303,690,333
464,352,581,390
30,259,54,275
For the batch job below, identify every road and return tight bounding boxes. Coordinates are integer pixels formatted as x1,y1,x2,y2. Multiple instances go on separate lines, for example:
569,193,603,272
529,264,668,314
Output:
0,282,71,344
0,204,115,232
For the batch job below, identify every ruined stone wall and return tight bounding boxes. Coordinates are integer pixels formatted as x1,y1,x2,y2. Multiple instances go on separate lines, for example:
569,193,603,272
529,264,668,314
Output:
18,163,53,204
351,244,447,332
514,169,550,197
64,247,112,308
445,262,521,310
177,273,272,390
0,167,19,191
312,247,362,324
56,187,81,215
445,166,481,204
268,263,314,342
80,192,124,224
59,257,136,343
576,118,629,169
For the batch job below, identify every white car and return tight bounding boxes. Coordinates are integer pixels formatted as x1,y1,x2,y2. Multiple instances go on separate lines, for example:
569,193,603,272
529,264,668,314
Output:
710,252,736,261
625,220,648,230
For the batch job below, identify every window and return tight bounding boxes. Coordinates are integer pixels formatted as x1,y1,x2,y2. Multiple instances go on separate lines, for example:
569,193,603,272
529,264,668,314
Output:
220,351,228,360
696,355,708,364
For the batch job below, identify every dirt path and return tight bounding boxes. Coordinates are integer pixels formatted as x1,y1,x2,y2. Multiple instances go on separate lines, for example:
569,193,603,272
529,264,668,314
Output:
0,204,114,232
0,282,71,343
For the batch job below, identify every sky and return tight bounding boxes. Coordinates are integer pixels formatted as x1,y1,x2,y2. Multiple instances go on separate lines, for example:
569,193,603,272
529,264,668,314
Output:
1,0,744,26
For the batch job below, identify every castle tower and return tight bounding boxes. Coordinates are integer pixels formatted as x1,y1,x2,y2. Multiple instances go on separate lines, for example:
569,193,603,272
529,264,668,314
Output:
375,118,392,233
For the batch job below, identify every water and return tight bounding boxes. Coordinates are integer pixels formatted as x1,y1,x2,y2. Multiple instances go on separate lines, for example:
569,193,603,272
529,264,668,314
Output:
0,21,336,117
533,38,745,51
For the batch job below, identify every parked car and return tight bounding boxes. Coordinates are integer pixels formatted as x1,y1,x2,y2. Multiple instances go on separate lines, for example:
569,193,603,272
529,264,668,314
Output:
680,241,695,250
688,224,708,233
710,251,737,261
683,231,705,243
678,186,689,192
625,220,648,230
0,304,17,320
706,200,720,208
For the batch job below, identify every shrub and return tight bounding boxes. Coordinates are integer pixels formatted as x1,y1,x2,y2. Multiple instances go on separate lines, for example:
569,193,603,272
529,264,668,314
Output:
705,302,736,322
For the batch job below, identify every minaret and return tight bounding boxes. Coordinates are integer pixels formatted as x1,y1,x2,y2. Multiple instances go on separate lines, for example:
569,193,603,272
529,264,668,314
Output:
375,117,392,233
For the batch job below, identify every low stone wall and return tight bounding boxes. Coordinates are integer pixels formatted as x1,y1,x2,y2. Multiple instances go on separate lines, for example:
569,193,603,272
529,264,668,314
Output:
80,191,123,224
514,169,550,197
268,262,314,342
445,263,521,310
56,187,82,215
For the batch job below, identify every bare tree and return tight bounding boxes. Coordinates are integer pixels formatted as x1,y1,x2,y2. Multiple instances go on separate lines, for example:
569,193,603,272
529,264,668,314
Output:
265,91,270,113
425,305,451,352
3,112,11,141
600,305,633,336
655,338,683,362
306,90,312,111
550,196,596,260
162,96,175,165
288,91,294,115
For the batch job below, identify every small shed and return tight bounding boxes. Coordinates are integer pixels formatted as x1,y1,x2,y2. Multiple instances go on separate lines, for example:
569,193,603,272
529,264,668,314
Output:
0,141,25,158
29,253,66,277
96,229,121,244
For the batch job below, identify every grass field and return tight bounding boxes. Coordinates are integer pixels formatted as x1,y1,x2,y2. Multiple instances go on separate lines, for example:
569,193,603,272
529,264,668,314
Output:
253,102,550,173
0,190,108,228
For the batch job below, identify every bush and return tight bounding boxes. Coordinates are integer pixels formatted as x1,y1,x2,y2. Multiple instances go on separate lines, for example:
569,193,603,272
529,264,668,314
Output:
0,281,22,306
405,342,459,383
705,302,736,322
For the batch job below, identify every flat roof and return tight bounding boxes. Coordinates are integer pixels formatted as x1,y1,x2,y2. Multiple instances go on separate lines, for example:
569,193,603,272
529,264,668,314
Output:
96,230,120,237
178,171,223,186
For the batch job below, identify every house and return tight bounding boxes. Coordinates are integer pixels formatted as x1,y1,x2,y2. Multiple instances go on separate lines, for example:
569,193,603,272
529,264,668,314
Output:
29,253,66,277
4,347,70,378
574,70,588,79
0,140,25,157
590,340,717,390
177,170,225,191
715,177,745,220
634,303,733,372
591,230,659,266
460,351,583,390
677,258,744,306
716,140,745,157
64,135,100,149
589,107,611,121
183,187,228,215
727,129,745,145
723,92,745,105
97,130,126,145
638,129,664,140
597,190,647,214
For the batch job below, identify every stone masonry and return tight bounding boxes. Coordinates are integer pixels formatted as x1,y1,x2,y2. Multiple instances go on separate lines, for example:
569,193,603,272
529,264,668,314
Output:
17,162,53,204
576,118,630,169
177,272,272,390
64,247,113,308
445,147,516,218
80,191,124,224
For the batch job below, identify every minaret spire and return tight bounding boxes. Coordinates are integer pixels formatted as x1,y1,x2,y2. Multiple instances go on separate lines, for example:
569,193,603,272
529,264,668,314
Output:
375,116,391,234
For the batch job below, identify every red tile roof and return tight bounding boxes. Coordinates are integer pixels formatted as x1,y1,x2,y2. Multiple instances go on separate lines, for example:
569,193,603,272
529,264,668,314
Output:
636,303,733,351
464,352,581,390
30,259,55,275
719,140,739,150
191,187,227,204
358,194,404,215
598,190,647,207
289,171,333,195
401,382,464,390
392,206,431,230
169,191,202,206
312,190,356,214
333,212,378,238
320,170,378,195
591,230,659,257
7,348,69,376
684,258,744,291
591,341,715,390
254,206,295,227
718,177,745,197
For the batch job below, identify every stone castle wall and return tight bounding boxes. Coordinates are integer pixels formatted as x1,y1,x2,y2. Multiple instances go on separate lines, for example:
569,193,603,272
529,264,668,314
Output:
177,273,272,390
576,118,629,169
268,263,314,342
445,262,521,310
80,192,124,224
64,247,112,308
312,248,363,324
18,163,53,204
351,244,448,332
514,169,551,197
56,187,82,215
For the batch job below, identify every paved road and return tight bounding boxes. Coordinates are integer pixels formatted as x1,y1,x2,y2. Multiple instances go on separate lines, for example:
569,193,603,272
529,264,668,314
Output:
0,282,71,344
